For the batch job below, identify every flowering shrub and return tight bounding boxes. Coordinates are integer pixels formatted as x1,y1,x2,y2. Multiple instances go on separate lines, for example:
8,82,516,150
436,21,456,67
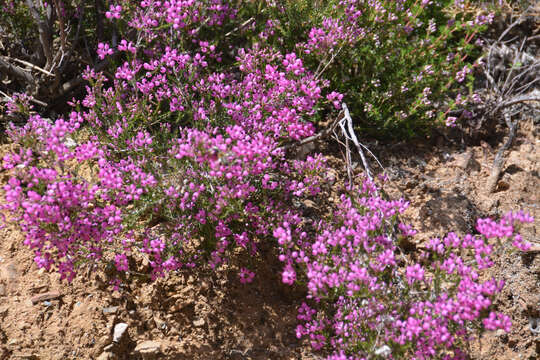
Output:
0,1,533,359
288,183,533,359
256,0,493,138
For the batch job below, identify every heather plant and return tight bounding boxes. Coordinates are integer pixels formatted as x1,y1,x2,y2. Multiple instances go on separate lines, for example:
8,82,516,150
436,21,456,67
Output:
284,182,533,359
2,111,325,280
0,1,534,359
1,0,333,281
253,0,493,138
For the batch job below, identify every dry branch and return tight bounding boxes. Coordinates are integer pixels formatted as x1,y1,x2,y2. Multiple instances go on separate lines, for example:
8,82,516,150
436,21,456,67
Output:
25,0,54,68
478,10,539,193
1,56,54,77
0,58,35,85
339,103,374,183
486,113,517,193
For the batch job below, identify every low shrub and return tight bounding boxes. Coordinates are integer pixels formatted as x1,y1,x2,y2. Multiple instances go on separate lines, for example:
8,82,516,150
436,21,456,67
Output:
1,1,533,359
256,0,493,138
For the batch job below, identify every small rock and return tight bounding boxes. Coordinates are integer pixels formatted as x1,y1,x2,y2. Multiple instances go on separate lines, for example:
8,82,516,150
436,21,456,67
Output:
135,340,162,355
71,301,90,317
102,306,119,315
193,318,205,327
113,322,128,343
63,136,77,148
153,315,167,331
496,329,507,337
529,317,540,334
30,291,61,305
91,335,112,357
326,171,336,185
296,142,316,159
455,150,473,170
374,345,391,357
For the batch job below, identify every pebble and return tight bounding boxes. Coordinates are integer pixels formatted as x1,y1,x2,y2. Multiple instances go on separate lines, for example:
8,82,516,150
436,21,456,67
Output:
455,150,473,170
63,137,77,148
135,340,162,355
71,301,90,317
113,322,128,343
326,171,336,185
296,142,316,159
374,345,391,357
529,317,540,334
102,306,119,315
193,318,205,327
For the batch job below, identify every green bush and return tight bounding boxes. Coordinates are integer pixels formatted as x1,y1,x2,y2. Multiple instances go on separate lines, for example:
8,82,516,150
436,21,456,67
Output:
249,0,491,139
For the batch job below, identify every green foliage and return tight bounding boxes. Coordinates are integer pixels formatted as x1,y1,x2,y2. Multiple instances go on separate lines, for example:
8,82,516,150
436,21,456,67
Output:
0,2,34,44
241,0,491,139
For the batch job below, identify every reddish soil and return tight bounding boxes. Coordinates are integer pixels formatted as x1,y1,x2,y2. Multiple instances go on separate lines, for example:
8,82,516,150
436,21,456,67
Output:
0,119,538,360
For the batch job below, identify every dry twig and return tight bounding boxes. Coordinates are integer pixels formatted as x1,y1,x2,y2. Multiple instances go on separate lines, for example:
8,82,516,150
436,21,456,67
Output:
477,9,540,192
339,103,374,183
1,56,54,77
0,58,35,85
485,113,517,193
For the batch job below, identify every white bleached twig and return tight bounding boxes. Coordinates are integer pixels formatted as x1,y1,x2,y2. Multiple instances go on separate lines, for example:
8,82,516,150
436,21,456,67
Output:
338,102,374,183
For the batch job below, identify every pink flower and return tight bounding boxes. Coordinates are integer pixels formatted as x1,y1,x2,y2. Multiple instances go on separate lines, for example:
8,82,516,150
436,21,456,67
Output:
114,254,129,272
406,264,425,285
97,43,113,60
282,264,296,285
105,4,122,19
446,116,457,127
238,268,255,284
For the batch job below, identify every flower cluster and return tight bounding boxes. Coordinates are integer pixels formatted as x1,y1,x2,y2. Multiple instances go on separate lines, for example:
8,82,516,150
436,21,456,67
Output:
292,182,531,359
